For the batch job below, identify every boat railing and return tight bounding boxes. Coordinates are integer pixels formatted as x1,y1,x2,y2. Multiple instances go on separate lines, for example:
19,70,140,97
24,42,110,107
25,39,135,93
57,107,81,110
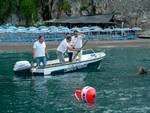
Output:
83,48,105,53
83,49,95,54
83,48,105,56
82,49,97,57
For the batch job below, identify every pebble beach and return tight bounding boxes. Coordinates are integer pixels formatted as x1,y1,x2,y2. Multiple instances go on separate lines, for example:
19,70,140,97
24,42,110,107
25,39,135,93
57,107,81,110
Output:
0,38,150,52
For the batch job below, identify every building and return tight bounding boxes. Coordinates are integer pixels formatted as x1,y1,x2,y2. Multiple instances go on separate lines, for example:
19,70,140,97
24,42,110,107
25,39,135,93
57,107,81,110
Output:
46,14,115,28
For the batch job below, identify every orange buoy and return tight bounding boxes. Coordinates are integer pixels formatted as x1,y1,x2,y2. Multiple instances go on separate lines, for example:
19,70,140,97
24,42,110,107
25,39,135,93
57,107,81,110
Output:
74,90,82,101
81,86,96,104
74,86,96,104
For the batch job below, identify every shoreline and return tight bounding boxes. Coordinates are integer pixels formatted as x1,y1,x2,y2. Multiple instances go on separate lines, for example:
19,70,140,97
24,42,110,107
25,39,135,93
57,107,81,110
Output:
0,38,150,52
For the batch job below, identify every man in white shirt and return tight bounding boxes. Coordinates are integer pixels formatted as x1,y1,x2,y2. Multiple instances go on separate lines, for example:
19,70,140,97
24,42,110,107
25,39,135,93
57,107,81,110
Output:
57,34,77,64
32,36,48,67
71,30,83,61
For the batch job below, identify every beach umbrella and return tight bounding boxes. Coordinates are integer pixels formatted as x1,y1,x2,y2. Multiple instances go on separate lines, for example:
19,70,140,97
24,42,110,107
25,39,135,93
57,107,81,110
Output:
131,27,142,31
48,26,59,33
16,27,27,33
103,28,113,32
38,26,49,33
88,26,101,32
113,28,122,32
70,27,80,33
0,28,6,33
27,27,39,33
122,28,130,31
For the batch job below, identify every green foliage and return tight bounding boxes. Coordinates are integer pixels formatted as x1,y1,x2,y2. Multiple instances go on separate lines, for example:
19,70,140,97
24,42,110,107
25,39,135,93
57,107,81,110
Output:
0,0,18,24
58,0,71,13
0,0,39,25
20,0,39,25
80,4,89,11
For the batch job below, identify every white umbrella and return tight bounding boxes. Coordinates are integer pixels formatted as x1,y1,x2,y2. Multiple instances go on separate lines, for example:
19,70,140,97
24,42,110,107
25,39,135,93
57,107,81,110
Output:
131,27,142,31
103,28,113,32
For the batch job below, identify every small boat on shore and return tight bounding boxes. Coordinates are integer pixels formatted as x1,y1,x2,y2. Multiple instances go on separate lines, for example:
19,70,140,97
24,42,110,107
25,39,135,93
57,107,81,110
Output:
13,49,106,76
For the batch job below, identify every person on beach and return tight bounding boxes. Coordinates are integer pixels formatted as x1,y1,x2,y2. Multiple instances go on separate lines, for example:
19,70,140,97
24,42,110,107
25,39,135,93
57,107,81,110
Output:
71,30,83,61
57,34,78,64
32,35,49,67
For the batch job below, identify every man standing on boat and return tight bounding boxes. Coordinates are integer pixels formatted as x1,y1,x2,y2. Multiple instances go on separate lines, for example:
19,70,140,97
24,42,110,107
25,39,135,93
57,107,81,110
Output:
57,34,77,64
71,30,83,61
66,33,74,62
32,35,48,67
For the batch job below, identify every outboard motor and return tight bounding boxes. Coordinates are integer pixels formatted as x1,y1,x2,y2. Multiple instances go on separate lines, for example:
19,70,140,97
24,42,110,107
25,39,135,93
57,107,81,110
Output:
13,61,32,76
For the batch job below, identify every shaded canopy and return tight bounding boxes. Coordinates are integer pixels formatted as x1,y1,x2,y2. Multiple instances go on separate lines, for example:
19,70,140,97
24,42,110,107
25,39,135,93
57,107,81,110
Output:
48,14,114,24
46,14,115,28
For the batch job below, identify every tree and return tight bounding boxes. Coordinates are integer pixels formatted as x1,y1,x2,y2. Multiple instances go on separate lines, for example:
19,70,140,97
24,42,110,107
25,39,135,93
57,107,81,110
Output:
0,0,18,24
40,0,53,20
20,0,39,25
58,0,71,17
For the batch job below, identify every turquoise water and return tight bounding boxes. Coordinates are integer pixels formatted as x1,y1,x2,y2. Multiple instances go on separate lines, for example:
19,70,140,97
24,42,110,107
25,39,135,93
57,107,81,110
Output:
0,48,150,113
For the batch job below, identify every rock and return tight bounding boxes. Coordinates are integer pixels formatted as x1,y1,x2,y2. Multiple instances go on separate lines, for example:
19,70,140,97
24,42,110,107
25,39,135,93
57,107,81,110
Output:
81,10,89,16
7,14,20,25
2,0,150,28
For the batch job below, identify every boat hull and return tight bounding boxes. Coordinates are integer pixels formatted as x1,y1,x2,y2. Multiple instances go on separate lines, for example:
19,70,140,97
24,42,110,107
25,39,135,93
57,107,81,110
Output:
50,59,101,75
14,68,32,76
32,56,103,76
14,51,106,76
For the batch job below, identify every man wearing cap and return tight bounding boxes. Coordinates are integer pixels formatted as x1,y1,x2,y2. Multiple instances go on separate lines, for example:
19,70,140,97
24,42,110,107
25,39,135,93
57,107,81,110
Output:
71,30,83,61
57,33,77,64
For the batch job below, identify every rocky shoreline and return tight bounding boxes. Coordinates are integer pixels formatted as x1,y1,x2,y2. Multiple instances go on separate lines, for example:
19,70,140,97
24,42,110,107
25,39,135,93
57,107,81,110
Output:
0,38,150,52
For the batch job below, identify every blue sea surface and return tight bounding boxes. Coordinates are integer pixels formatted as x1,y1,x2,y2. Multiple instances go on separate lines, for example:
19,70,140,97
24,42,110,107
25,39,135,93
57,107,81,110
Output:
0,47,150,113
